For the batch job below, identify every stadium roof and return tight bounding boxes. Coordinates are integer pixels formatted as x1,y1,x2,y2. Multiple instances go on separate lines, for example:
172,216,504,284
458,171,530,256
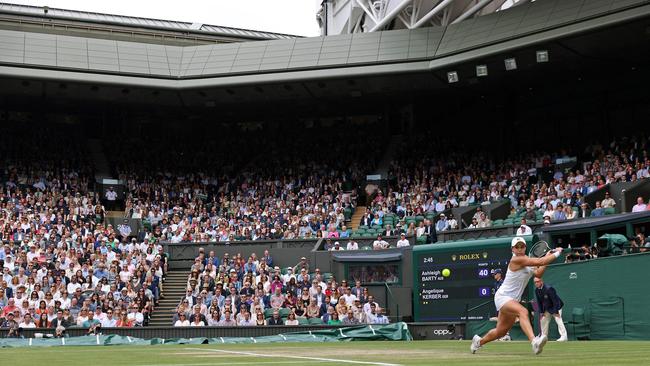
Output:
0,2,298,41
0,0,648,109
0,0,647,88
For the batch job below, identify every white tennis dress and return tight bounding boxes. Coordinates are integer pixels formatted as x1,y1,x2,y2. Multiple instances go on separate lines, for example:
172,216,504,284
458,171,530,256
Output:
494,265,535,311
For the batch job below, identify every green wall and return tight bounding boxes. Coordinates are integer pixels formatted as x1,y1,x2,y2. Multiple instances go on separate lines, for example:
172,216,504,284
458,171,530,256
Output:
542,252,650,340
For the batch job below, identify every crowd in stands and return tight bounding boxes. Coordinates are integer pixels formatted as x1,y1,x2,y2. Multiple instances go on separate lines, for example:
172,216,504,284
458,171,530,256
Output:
112,124,387,243
1,116,649,333
352,133,650,242
172,248,389,326
0,122,164,334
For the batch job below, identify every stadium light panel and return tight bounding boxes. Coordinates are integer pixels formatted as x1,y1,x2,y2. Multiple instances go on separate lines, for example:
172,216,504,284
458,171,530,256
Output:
476,65,488,77
447,71,459,83
536,50,549,63
504,58,517,71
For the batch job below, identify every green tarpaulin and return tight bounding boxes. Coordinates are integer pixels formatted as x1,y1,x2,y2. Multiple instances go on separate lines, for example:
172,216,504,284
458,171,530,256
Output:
0,323,412,348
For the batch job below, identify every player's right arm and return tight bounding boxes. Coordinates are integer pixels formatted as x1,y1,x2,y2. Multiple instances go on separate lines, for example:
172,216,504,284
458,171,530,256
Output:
511,248,562,267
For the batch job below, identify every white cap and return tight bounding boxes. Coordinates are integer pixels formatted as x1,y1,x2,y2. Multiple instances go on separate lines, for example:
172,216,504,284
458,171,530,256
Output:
511,237,526,247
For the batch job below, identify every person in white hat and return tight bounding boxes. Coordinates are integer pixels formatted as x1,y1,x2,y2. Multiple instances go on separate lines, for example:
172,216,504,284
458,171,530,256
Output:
471,237,562,356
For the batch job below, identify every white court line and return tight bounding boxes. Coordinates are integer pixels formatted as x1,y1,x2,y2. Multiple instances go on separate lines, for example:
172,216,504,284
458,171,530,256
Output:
184,347,402,366
139,361,321,366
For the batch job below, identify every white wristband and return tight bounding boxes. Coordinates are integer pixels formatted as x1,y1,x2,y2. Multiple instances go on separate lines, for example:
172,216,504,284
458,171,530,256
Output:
553,251,561,258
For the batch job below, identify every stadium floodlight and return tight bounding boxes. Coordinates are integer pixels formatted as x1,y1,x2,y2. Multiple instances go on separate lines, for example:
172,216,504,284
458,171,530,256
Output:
536,50,549,63
447,71,459,83
504,58,517,71
476,65,488,77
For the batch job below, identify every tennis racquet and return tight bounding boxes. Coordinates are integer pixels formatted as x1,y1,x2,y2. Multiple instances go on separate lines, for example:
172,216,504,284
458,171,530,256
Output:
528,240,552,258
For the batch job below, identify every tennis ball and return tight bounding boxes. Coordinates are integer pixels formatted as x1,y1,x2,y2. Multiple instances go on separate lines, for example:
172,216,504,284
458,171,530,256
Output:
442,269,451,277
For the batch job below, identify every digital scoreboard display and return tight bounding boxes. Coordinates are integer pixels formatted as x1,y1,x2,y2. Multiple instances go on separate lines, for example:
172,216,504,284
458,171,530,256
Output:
414,242,522,322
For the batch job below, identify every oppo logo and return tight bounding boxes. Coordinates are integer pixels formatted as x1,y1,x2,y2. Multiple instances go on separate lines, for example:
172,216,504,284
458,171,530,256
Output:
432,329,452,335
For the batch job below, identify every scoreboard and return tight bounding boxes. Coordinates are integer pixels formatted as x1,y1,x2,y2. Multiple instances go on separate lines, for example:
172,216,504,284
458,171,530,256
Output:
413,236,534,322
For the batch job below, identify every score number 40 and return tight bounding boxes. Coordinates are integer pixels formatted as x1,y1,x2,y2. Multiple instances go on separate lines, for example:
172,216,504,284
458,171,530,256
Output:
478,268,490,278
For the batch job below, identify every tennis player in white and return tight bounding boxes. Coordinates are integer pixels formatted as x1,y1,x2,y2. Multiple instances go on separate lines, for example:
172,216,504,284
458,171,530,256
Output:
471,237,562,355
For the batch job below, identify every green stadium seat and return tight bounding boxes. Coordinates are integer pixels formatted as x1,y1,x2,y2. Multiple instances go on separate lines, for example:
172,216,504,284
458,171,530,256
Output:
308,317,324,325
492,219,504,226
358,225,369,230
344,207,352,221
416,236,427,245
279,308,291,318
264,308,275,318
415,215,425,223
298,317,310,325
604,208,615,215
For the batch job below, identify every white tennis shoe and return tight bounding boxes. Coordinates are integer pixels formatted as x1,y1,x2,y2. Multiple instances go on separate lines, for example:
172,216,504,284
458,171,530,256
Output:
532,335,548,355
470,334,482,354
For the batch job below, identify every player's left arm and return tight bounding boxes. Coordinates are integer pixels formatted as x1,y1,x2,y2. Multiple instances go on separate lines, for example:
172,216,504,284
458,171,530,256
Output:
533,265,547,278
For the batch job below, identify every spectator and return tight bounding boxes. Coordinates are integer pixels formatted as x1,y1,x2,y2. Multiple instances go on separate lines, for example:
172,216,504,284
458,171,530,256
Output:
396,233,410,248
372,235,390,250
516,219,532,236
267,309,283,325
285,312,299,325
591,201,605,217
328,311,342,325
436,214,449,232
601,192,616,208
174,313,189,327
346,240,359,250
468,217,479,229
330,241,344,251
632,196,648,212
447,214,458,230
477,212,492,228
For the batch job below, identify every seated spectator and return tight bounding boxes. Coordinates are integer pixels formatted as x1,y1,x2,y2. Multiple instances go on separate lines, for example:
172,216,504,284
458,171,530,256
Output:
468,217,479,229
435,214,449,232
328,311,342,325
267,309,283,325
477,212,491,228
346,240,359,250
516,219,532,235
553,204,567,221
330,241,344,251
342,309,360,325
396,233,410,248
601,192,616,208
591,201,605,217
217,310,237,326
285,312,299,326
447,214,458,230
83,312,102,334
174,313,189,327
632,196,648,212
255,311,266,326
372,235,389,250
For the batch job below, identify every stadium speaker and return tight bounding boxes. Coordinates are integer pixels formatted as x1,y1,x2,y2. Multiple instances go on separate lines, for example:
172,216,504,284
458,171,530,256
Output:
536,50,549,63
476,65,488,77
447,71,459,83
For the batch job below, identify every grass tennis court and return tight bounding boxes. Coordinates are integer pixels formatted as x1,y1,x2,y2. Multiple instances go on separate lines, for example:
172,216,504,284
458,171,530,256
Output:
1,340,648,365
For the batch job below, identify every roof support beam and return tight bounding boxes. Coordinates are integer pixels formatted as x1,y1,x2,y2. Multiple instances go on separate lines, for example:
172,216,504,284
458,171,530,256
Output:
354,0,379,24
412,0,455,29
451,0,494,25
369,0,413,32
